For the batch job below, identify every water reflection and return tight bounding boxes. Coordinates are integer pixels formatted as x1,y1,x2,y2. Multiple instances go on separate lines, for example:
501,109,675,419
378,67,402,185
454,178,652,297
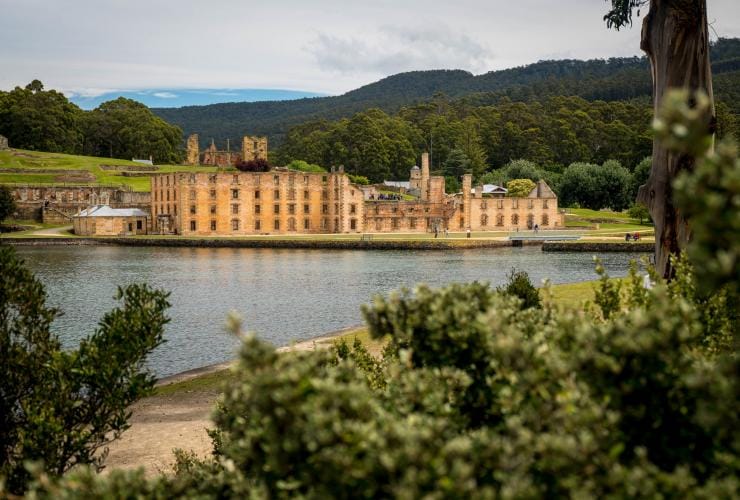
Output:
15,246,644,377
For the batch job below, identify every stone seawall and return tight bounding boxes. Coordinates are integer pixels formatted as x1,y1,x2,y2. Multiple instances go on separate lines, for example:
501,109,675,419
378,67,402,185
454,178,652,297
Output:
4,237,541,251
542,242,653,252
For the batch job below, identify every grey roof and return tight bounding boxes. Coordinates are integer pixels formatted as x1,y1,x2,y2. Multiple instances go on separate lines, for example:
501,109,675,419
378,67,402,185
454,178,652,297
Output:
471,184,508,195
383,181,411,189
528,180,557,198
410,165,420,170
75,205,148,218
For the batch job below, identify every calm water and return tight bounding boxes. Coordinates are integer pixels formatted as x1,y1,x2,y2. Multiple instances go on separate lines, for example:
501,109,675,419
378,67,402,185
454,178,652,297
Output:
15,246,644,377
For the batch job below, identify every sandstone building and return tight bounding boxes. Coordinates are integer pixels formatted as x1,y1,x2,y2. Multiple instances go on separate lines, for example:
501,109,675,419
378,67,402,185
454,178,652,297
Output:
185,133,268,167
73,205,149,236
151,152,563,235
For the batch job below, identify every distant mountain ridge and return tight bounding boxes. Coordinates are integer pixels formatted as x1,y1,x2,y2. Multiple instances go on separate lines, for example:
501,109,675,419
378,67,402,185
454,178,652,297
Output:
152,38,740,147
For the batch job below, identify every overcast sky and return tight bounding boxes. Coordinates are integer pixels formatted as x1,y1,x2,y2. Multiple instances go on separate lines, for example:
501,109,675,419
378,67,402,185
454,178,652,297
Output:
1,0,738,98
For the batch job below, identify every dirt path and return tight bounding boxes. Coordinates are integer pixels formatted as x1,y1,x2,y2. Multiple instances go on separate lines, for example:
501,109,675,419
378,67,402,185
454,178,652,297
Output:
104,330,363,475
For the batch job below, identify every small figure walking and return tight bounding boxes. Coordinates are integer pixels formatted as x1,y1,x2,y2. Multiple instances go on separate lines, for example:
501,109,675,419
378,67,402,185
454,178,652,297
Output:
466,228,471,239
434,227,439,238
534,224,539,234
444,228,449,238
625,233,632,242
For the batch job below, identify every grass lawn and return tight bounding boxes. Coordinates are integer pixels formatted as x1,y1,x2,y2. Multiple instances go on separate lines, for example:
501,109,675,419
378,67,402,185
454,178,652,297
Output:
0,149,219,192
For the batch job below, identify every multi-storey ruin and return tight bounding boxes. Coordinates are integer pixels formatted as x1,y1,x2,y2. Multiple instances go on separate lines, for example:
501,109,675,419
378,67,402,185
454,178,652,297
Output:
184,133,268,167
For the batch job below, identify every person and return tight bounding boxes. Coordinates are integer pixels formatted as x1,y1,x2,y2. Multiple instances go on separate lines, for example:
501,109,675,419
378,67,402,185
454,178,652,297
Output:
634,232,640,241
444,228,449,238
534,224,539,234
434,227,438,238
625,233,632,242
466,228,471,239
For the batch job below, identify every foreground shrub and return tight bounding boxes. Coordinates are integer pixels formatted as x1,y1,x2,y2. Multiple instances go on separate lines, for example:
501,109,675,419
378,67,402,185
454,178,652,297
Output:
0,246,170,495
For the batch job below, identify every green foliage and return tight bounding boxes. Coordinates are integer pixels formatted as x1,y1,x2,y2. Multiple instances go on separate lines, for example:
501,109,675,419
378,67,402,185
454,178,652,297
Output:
627,202,651,224
0,246,170,494
505,178,536,197
442,148,470,178
348,174,369,185
83,97,183,164
560,159,632,210
0,186,16,222
285,159,325,173
497,269,541,309
444,175,460,193
592,257,622,319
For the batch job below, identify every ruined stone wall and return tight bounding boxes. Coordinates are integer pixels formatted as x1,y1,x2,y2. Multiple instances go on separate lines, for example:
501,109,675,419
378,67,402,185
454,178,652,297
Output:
151,170,363,235
0,135,8,150
242,136,268,162
364,200,448,233
186,134,199,165
9,185,151,222
452,194,562,231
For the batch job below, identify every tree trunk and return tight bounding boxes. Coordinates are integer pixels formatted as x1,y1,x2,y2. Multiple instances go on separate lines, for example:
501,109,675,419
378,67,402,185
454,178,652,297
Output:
637,0,714,279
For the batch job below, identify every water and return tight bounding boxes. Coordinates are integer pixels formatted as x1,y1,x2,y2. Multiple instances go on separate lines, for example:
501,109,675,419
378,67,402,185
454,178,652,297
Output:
14,246,644,378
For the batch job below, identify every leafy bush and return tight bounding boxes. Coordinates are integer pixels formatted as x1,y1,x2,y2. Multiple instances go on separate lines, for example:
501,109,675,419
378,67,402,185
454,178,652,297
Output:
0,186,15,223
0,246,170,494
497,269,541,309
285,159,325,173
505,178,536,197
627,202,651,224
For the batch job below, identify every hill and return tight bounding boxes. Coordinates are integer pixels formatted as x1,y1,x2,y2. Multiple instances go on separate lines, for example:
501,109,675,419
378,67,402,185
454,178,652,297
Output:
153,38,740,146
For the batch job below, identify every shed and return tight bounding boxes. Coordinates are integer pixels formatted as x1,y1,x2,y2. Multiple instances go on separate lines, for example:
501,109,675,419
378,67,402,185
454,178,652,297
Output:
73,205,149,236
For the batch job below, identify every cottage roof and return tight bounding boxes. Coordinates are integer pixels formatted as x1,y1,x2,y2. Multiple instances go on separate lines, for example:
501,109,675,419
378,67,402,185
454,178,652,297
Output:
383,181,411,189
471,184,508,195
75,205,148,218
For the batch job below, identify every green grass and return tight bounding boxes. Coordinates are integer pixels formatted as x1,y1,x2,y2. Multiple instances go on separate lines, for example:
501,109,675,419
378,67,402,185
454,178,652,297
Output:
155,369,236,396
0,149,219,192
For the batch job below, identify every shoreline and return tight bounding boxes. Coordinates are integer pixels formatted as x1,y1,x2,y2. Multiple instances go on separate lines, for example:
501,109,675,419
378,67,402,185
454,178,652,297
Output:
155,325,365,388
4,236,652,252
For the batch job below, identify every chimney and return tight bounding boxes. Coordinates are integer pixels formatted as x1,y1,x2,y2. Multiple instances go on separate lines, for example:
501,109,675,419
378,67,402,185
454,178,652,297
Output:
420,152,430,201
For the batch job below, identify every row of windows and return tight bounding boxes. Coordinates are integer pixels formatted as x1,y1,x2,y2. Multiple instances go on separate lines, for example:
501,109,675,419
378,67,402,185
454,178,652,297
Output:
188,218,358,232
474,213,550,227
478,199,549,210
153,190,176,202
187,202,357,216
188,173,331,186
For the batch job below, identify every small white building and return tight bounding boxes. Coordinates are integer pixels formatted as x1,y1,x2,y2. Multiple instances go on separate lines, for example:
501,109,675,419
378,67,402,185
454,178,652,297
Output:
73,205,149,236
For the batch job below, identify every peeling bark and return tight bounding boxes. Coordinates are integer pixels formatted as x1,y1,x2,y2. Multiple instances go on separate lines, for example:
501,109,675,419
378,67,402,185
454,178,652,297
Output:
637,0,714,279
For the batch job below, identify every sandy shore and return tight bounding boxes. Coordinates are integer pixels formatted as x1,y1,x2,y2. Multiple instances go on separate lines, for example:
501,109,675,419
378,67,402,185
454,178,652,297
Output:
104,327,364,475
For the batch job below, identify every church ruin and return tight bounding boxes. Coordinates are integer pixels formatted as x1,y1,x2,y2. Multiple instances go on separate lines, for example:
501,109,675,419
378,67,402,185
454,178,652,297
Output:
185,133,267,167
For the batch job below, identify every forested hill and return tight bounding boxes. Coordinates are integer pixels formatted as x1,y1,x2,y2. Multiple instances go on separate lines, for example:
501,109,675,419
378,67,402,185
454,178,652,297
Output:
153,38,740,146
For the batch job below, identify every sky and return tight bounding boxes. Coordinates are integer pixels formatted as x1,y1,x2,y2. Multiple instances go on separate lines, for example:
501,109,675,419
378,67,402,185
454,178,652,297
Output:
1,0,738,101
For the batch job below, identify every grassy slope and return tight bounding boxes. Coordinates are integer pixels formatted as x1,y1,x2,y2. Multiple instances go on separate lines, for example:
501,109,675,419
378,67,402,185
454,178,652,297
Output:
0,149,217,192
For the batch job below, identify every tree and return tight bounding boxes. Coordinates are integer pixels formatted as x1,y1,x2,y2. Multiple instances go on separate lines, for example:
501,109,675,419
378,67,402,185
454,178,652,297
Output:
285,160,325,173
605,0,715,279
442,148,470,179
628,202,651,224
598,159,632,211
496,269,541,309
0,246,170,494
0,186,15,223
506,178,536,198
630,156,652,200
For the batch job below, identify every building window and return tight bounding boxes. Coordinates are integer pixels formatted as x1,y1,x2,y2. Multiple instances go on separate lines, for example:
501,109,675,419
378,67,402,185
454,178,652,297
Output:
255,220,261,230
304,219,310,230
303,204,309,214
231,204,239,215
274,219,280,230
350,219,357,230
210,205,217,215
481,214,488,226
154,191,157,202
210,189,216,199
322,175,327,184
255,175,260,185
174,205,177,216
304,189,309,199
166,191,170,201
350,204,357,214
543,199,549,209
322,189,328,200
512,199,519,209
190,220,196,231
392,219,400,230
255,204,261,214
322,218,328,230
410,218,416,229
334,203,339,213
232,219,239,231
211,220,217,231
322,204,328,214
190,205,196,215
459,217,465,229
496,214,504,226
288,175,295,187
528,199,534,209
288,218,296,231
376,219,382,231
189,174,196,183
288,204,295,215
255,189,260,199
512,214,519,225
274,204,280,214
542,214,549,226
231,189,239,199
274,189,280,200
481,201,488,210
209,174,217,184
288,189,296,200
173,190,176,201
497,199,504,209
136,220,142,230
232,174,239,184
527,214,535,228
303,176,309,185
273,174,280,184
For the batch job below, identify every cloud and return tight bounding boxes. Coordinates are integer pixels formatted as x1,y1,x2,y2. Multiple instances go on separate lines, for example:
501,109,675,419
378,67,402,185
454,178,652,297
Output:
307,25,494,75
153,91,177,98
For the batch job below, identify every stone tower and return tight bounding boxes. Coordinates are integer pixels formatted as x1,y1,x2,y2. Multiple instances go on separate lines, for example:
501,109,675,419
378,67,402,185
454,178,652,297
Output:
186,134,199,165
242,136,268,162
420,152,430,201
409,165,421,192
462,173,472,229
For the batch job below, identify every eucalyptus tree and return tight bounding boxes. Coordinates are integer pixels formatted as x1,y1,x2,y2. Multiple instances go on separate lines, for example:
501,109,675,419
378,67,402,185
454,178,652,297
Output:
605,0,715,278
